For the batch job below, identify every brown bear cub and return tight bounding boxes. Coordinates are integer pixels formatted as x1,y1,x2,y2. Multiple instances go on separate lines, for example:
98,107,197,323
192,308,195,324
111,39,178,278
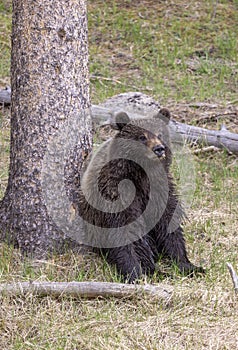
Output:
78,109,204,283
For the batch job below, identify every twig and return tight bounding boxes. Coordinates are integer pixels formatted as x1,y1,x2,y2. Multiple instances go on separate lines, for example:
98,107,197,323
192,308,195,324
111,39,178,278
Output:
91,75,126,85
31,259,67,269
188,102,218,109
0,281,173,300
226,263,238,294
211,0,218,22
192,145,220,154
90,75,152,91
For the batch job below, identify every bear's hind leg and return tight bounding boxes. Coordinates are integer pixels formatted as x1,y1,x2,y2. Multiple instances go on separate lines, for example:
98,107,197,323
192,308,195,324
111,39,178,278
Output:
103,237,157,283
103,246,143,283
156,227,204,275
134,237,157,276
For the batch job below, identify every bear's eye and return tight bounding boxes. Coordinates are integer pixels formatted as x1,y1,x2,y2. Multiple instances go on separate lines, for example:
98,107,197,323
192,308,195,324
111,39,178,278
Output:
139,135,147,142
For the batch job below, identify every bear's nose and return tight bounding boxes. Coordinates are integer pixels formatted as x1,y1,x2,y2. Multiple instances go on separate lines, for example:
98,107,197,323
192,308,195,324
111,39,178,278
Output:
152,145,165,157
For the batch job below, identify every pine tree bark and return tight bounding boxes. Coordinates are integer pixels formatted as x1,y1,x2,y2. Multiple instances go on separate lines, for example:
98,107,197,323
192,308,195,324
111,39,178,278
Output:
0,0,92,257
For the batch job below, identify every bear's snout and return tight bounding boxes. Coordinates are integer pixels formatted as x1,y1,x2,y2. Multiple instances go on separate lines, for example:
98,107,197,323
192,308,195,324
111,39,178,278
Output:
152,144,165,158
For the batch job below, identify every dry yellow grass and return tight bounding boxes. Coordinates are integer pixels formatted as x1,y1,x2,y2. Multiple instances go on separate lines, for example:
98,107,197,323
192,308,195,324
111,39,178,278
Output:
0,265,237,349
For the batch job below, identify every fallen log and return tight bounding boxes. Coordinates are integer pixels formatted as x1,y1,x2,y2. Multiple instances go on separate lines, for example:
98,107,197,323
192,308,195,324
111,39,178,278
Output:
94,92,238,155
92,105,238,155
0,86,11,105
0,281,173,301
1,88,238,155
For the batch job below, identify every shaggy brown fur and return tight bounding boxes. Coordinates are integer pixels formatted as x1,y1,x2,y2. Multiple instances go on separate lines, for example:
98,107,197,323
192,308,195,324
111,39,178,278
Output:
78,109,204,283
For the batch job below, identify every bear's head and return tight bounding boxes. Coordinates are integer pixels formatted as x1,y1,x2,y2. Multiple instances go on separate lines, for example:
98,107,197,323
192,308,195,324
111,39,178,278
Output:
110,108,172,167
80,108,172,214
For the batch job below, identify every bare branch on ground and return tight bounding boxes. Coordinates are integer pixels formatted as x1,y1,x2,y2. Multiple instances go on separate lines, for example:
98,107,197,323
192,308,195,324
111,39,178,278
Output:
0,281,173,301
226,263,238,294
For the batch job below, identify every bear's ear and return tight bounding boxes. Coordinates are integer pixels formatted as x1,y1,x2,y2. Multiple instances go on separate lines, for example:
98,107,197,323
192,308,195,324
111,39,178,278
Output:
111,111,130,130
153,108,171,125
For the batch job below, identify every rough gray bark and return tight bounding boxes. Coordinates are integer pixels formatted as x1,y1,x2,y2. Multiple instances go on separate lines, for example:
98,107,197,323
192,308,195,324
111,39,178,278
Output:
0,0,92,256
0,281,173,300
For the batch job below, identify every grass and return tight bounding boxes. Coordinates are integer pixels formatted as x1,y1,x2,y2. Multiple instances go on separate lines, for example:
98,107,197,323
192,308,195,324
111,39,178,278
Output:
88,0,238,104
1,0,238,349
0,0,11,85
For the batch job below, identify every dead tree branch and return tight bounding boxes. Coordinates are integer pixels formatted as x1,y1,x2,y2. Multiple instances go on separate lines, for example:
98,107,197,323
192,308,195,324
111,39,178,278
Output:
1,89,238,155
0,86,11,105
226,263,238,294
0,281,173,300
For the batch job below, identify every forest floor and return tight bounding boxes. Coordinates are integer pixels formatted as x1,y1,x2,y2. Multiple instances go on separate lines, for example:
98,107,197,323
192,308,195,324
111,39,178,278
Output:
0,0,238,349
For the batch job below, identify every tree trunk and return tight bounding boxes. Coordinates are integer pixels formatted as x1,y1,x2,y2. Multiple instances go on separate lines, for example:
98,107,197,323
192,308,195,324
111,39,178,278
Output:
0,0,92,257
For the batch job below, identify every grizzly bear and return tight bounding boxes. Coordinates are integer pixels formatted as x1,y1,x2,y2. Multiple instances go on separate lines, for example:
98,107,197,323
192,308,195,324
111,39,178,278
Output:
78,108,204,283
